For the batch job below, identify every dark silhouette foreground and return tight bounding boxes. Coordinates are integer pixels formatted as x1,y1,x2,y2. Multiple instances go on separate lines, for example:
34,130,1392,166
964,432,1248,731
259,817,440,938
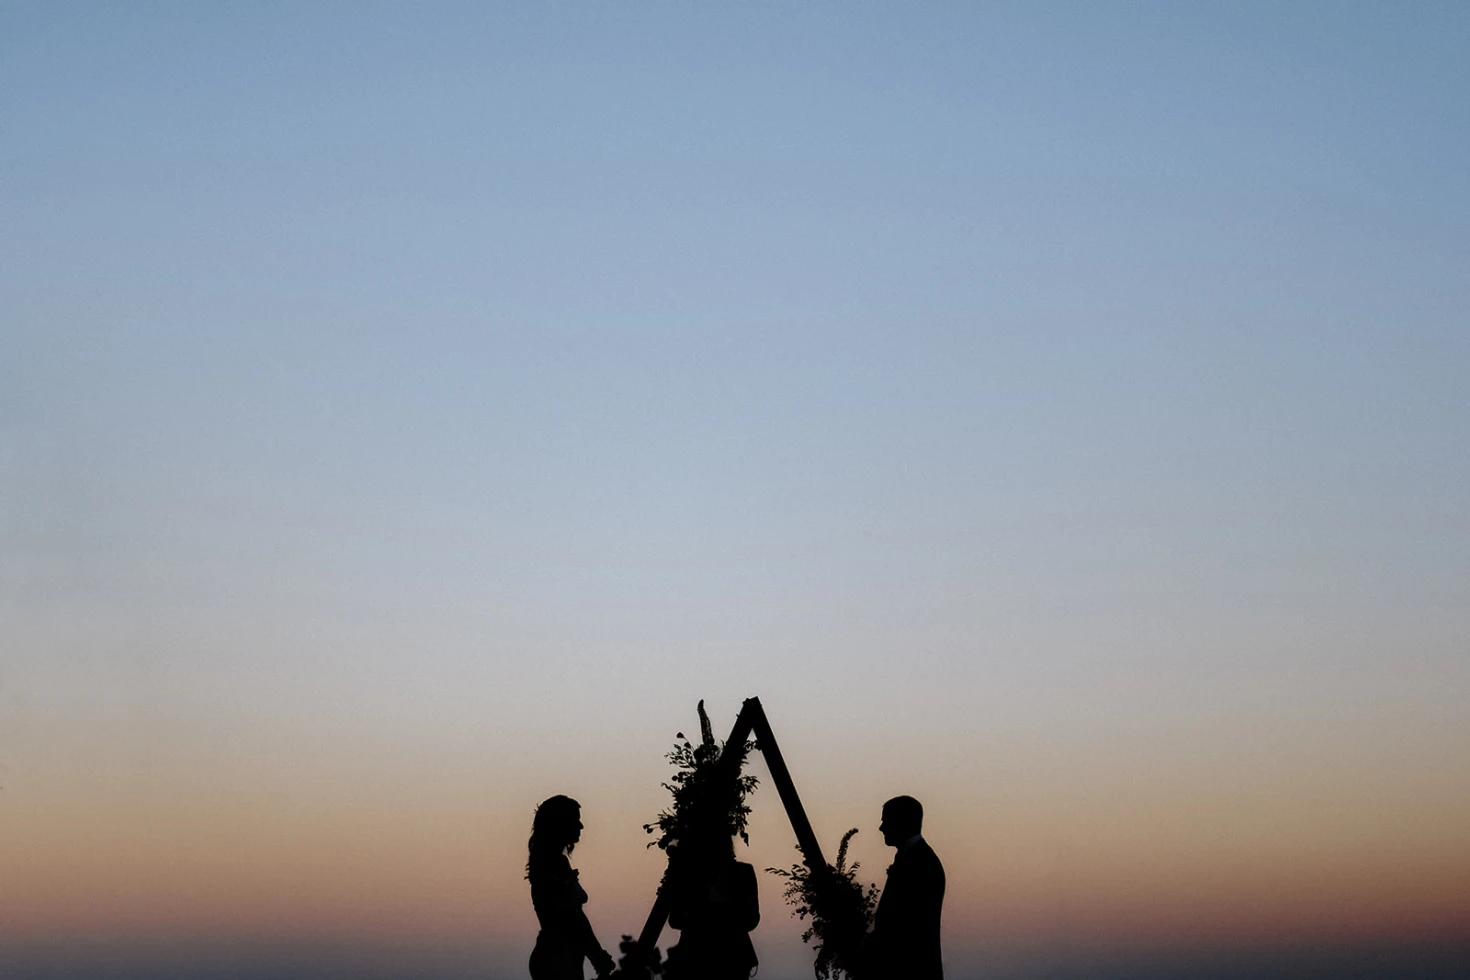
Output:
529,700,947,980
865,795,945,979
663,833,760,980
526,795,615,979
650,702,761,980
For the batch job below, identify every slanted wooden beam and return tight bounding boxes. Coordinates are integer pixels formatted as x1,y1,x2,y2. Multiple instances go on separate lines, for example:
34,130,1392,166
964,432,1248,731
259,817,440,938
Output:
741,697,826,871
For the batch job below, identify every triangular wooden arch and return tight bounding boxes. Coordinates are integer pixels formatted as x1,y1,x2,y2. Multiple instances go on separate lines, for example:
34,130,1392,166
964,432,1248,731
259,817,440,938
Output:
634,696,828,953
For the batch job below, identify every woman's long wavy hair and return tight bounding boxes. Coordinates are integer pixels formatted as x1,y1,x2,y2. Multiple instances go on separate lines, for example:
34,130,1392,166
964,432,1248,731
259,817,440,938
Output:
526,794,580,879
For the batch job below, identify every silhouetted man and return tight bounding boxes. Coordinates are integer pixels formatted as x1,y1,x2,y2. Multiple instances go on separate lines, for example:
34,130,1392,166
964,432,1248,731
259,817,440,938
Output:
865,795,944,980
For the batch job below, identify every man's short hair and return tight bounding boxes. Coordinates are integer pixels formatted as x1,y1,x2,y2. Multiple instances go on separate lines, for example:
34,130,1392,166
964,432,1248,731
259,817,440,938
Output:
883,795,923,832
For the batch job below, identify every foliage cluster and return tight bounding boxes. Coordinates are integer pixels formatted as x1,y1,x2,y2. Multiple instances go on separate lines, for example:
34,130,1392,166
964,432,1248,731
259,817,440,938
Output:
616,700,757,978
767,828,879,980
643,700,758,852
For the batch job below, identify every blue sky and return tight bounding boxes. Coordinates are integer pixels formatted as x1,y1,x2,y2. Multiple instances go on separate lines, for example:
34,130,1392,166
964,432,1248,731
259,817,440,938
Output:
4,3,1469,977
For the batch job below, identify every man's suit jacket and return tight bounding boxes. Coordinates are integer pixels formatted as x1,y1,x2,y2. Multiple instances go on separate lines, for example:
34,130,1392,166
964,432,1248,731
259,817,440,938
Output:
869,837,945,980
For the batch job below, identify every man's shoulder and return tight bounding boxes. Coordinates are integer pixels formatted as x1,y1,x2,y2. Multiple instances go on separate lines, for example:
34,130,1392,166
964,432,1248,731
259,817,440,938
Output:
903,837,939,862
890,838,943,875
911,839,945,880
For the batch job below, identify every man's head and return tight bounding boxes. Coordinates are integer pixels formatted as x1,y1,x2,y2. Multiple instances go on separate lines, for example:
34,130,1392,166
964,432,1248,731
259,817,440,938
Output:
880,795,923,847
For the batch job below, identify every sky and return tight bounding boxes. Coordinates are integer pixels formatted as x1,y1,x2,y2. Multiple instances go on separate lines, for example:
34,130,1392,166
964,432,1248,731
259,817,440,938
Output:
3,3,1468,978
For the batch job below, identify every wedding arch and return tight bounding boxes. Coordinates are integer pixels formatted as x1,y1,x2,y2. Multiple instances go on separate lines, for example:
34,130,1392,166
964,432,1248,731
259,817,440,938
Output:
633,696,828,955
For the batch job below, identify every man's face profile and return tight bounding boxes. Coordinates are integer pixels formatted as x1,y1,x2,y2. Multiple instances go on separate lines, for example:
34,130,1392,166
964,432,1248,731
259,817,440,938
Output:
880,804,901,847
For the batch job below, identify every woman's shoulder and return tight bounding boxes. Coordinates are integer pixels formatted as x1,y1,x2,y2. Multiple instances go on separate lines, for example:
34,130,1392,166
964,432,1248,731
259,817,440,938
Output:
529,850,587,911
528,848,574,879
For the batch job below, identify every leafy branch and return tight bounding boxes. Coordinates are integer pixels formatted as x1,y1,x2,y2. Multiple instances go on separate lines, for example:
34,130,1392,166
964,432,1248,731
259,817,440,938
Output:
643,700,757,852
767,828,878,980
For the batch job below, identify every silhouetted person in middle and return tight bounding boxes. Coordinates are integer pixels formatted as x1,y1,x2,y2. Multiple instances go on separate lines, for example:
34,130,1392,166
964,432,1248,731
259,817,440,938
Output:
663,824,760,980
864,795,945,980
526,795,616,980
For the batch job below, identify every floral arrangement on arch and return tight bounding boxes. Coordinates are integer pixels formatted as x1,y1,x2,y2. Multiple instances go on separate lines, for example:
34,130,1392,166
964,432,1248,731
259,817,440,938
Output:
767,827,879,980
609,701,759,980
643,699,758,852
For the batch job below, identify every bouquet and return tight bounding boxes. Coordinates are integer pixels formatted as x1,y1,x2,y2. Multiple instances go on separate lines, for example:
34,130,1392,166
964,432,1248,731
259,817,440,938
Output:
608,933,662,980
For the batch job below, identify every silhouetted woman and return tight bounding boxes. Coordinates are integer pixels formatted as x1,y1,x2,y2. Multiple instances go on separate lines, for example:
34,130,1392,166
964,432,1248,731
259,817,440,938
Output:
526,795,616,980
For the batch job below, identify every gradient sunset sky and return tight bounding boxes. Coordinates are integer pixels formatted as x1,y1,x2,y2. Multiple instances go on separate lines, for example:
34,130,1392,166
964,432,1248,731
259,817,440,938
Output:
3,3,1468,978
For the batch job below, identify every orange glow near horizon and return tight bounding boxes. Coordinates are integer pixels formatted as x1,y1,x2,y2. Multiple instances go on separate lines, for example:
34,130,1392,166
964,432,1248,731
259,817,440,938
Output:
7,723,1468,954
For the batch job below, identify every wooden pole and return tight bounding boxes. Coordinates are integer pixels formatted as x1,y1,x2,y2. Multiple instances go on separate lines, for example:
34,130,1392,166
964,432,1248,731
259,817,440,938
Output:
741,697,827,870
634,860,671,953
